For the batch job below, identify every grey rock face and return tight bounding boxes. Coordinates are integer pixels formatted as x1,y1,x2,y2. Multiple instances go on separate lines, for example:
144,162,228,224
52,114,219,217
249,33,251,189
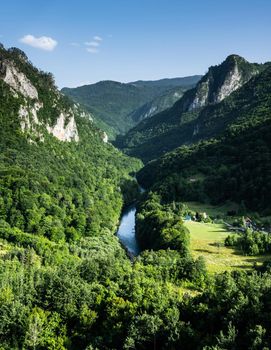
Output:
0,59,79,142
187,55,259,112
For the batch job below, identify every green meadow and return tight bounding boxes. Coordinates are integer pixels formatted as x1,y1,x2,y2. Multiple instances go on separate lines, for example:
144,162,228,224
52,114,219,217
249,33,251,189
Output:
183,201,239,218
185,221,271,273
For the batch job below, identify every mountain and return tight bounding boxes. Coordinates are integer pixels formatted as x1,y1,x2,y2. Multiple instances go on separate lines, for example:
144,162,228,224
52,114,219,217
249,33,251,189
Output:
0,44,141,238
0,45,149,348
116,55,267,162
1,44,271,350
137,64,271,211
129,75,202,88
129,86,185,123
61,75,201,138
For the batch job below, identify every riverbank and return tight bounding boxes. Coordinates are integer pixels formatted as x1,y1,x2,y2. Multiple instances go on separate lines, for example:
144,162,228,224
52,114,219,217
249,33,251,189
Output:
116,205,141,257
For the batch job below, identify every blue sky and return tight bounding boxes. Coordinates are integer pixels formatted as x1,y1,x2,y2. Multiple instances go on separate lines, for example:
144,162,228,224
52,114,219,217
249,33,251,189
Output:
1,0,271,87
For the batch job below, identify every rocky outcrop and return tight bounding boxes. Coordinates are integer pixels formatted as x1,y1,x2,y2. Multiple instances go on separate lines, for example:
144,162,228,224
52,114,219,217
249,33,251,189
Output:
0,58,79,142
130,87,186,123
192,124,200,136
187,55,259,112
141,106,158,120
46,112,79,142
2,61,38,99
102,131,108,143
18,102,42,132
214,63,242,103
188,81,209,111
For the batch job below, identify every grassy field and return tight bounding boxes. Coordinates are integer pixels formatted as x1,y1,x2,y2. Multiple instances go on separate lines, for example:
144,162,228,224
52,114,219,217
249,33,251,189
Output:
185,221,271,273
183,201,239,218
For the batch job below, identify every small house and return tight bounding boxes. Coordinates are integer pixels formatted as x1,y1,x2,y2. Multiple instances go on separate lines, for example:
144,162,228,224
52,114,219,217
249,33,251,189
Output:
185,215,192,221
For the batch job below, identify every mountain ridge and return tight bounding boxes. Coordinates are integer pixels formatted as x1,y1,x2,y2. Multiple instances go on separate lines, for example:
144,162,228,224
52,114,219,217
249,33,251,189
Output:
0,44,141,237
129,75,202,87
137,64,271,210
1,43,271,350
116,54,269,162
61,75,202,138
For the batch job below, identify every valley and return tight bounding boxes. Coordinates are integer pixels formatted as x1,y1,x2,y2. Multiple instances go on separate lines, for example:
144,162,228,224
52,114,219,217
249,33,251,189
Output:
62,75,201,139
117,197,271,272
0,42,271,350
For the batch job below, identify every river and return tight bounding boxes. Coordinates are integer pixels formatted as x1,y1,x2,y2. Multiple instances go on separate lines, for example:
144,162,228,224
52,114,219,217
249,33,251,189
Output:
116,205,141,256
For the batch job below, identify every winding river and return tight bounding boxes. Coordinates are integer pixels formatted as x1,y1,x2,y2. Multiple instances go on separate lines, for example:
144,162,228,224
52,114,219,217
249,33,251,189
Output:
116,205,141,256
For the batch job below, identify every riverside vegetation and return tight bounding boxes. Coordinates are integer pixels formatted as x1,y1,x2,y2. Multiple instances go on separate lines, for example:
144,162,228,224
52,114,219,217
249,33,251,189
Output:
0,44,271,350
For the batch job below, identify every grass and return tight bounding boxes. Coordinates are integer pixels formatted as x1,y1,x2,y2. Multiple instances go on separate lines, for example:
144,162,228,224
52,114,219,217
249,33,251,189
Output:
185,221,271,273
183,201,239,218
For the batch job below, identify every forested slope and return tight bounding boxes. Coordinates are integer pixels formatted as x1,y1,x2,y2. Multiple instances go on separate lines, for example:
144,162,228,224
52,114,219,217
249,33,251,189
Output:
2,44,271,350
0,45,141,239
137,65,271,212
117,55,268,162
62,76,201,138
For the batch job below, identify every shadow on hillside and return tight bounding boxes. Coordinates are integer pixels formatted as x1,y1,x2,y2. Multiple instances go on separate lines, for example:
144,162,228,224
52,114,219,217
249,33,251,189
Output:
195,248,216,254
209,242,224,247
231,264,252,269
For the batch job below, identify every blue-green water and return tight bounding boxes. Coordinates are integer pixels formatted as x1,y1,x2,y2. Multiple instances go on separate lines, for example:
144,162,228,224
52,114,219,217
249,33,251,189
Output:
116,206,141,256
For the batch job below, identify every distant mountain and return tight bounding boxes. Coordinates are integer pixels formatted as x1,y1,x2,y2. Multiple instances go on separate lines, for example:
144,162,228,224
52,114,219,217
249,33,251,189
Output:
116,55,267,162
137,64,271,211
129,75,202,88
129,86,185,123
61,76,202,138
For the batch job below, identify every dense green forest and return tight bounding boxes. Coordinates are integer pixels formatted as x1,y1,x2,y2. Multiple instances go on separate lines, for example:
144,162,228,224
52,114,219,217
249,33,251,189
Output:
137,65,271,212
62,76,201,138
0,46,141,239
116,55,270,162
2,44,271,350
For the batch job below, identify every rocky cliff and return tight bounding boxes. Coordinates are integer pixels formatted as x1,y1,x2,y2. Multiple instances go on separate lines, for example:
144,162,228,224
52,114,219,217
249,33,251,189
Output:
186,55,260,111
0,46,82,142
62,76,202,138
116,54,268,162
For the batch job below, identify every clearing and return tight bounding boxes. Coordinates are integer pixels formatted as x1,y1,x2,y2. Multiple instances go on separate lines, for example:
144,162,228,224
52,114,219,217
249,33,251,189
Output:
183,201,238,218
185,221,271,273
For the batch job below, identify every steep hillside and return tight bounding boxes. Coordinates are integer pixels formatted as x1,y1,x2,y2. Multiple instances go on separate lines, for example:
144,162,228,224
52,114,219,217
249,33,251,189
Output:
117,55,267,162
0,45,141,240
137,65,271,212
2,45,271,350
129,86,185,123
62,76,201,138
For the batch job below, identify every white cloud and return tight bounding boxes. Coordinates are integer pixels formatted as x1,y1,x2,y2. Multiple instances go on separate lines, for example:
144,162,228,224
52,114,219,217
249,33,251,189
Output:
93,35,102,41
86,47,99,54
19,34,57,51
84,35,103,54
85,41,100,47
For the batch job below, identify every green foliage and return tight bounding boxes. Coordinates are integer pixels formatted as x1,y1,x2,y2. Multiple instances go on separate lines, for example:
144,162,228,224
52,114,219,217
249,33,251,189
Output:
117,56,269,162
225,229,271,255
0,44,142,241
2,46,271,350
62,77,200,138
0,118,141,240
136,192,190,255
137,65,271,212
